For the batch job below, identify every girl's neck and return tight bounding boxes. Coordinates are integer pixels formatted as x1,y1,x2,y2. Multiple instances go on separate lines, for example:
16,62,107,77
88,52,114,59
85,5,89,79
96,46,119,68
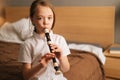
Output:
39,33,45,38
35,31,45,38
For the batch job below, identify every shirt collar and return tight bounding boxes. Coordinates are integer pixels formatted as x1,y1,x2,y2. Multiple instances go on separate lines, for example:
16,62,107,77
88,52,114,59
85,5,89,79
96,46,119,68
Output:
33,30,54,40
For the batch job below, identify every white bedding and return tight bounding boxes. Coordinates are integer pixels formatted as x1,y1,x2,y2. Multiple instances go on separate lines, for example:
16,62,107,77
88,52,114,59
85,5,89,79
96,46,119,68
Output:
12,18,34,41
0,18,34,43
0,22,23,43
68,43,106,64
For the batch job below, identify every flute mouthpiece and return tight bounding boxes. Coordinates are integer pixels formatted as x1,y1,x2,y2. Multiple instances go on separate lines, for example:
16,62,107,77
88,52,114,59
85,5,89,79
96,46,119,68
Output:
44,29,49,33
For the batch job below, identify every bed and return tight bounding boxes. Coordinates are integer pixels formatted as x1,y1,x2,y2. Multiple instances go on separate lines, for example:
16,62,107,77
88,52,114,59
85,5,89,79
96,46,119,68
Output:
0,6,115,80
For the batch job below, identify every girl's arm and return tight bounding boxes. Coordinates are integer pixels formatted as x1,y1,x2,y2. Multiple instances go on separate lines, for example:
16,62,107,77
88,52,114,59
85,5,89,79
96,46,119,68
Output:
22,53,55,80
50,44,70,73
59,56,70,72
22,63,43,80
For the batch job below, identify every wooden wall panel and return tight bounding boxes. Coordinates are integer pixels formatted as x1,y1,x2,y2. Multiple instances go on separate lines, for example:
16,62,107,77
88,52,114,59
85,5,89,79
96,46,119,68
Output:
54,7,115,49
5,7,30,22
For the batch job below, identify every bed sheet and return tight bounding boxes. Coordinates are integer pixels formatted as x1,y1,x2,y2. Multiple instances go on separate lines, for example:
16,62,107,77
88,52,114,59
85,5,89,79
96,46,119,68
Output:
68,43,106,64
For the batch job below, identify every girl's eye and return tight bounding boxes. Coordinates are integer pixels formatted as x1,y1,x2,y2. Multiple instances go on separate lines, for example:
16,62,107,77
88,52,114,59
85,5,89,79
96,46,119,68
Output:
48,16,53,20
37,17,42,20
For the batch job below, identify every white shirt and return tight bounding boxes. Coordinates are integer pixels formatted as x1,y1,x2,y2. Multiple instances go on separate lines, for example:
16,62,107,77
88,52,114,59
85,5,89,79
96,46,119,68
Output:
18,31,70,80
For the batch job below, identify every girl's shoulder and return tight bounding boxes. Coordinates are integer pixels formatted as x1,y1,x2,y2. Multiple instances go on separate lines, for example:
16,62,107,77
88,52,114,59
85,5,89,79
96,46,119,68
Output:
53,33,64,38
23,36,35,45
53,33,65,39
52,33,66,42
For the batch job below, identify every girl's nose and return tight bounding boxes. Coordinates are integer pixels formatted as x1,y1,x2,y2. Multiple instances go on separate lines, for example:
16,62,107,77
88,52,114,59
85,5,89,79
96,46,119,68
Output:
44,18,49,25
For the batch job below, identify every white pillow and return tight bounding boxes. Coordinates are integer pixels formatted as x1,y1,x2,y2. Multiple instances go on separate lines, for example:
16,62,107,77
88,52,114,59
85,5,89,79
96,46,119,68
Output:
0,22,23,43
12,18,34,41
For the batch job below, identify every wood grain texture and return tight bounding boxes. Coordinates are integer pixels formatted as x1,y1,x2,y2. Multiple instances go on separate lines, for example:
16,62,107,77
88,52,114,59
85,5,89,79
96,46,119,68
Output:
54,6,115,49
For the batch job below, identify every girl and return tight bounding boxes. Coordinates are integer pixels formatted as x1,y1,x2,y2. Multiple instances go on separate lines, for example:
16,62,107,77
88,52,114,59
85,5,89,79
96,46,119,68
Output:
18,0,71,80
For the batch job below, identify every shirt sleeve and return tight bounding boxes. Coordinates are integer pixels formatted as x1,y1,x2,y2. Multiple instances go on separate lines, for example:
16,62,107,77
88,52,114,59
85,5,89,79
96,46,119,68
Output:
59,36,71,56
18,42,32,63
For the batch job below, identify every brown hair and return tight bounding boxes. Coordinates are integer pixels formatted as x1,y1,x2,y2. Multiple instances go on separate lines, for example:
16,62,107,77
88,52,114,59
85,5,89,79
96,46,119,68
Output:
30,0,55,30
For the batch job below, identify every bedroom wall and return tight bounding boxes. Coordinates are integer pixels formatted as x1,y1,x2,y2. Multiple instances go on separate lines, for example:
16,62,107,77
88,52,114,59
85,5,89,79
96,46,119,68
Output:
4,0,120,44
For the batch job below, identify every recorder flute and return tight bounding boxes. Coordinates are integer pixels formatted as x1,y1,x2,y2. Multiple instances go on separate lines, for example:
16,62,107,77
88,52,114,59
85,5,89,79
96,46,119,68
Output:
44,29,61,75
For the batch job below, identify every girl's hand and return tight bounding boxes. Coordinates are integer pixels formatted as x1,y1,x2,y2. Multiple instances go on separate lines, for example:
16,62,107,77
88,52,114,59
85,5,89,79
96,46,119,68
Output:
50,44,63,60
39,53,55,67
50,44,70,72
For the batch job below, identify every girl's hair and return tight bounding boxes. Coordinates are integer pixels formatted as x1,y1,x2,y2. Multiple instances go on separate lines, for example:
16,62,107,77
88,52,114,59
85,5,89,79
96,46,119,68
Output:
30,0,55,29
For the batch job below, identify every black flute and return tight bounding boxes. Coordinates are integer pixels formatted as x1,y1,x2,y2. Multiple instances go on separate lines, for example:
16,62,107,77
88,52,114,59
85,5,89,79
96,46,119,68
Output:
44,29,61,75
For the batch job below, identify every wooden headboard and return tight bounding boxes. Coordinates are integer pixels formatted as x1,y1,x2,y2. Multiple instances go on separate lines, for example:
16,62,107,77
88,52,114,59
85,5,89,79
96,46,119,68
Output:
5,6,115,49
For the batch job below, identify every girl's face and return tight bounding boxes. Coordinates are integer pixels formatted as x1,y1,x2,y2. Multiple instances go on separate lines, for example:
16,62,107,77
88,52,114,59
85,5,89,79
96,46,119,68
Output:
31,5,54,34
